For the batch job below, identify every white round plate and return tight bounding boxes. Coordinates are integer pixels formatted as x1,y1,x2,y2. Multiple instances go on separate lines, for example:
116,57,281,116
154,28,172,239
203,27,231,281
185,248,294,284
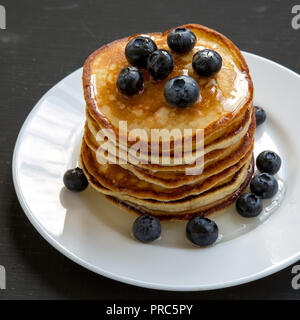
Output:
13,52,300,291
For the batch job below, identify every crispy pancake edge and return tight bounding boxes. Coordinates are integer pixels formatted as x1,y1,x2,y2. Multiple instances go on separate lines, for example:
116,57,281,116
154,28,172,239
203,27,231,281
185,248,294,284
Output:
104,156,254,220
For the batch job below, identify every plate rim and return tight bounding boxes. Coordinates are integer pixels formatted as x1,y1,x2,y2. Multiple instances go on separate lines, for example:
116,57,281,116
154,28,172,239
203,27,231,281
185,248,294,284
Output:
12,52,300,291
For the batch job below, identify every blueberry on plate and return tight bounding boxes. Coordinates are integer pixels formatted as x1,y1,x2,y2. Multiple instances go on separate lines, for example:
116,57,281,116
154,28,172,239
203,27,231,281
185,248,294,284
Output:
147,49,174,80
186,217,218,246
133,215,161,243
167,27,196,53
256,150,281,175
117,67,143,95
192,49,222,77
63,167,89,192
235,192,263,217
125,36,157,68
164,75,199,107
254,106,266,126
250,173,278,199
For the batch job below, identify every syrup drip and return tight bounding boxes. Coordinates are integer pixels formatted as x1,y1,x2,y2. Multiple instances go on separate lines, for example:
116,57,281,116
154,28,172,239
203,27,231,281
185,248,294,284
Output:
215,177,286,243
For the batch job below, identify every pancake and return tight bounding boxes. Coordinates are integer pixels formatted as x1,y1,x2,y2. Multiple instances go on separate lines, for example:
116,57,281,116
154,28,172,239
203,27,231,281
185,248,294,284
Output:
85,111,254,188
85,100,251,155
105,157,253,220
84,120,244,171
81,138,253,201
83,156,253,217
80,23,255,220
120,120,254,187
85,104,253,168
83,24,253,148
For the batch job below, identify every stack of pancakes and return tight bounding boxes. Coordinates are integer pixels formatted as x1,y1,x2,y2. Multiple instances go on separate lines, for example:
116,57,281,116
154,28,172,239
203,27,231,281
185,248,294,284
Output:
80,24,254,219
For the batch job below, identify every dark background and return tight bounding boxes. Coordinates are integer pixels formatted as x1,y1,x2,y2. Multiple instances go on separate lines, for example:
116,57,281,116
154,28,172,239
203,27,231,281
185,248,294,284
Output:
0,0,299,300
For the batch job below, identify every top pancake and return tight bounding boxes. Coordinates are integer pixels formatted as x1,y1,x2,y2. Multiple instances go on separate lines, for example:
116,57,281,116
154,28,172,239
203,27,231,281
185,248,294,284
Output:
83,24,253,144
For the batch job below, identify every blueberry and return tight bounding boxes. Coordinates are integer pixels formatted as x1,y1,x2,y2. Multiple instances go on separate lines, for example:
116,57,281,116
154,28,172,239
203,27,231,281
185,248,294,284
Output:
125,36,157,68
164,75,199,107
256,150,281,175
147,49,174,80
167,27,196,53
63,167,88,192
117,67,143,95
236,192,263,217
192,49,222,77
254,106,266,126
250,173,278,199
133,215,161,243
186,217,218,246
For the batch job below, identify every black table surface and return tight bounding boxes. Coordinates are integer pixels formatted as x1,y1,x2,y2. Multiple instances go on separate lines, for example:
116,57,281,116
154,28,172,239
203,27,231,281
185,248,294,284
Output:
0,0,300,300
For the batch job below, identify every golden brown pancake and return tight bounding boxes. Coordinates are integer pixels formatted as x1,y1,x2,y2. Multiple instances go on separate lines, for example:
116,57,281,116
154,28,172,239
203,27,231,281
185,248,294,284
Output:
80,23,255,220
105,157,254,220
83,156,254,218
80,138,253,202
84,110,255,188
85,105,253,168
83,24,253,148
85,100,252,154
